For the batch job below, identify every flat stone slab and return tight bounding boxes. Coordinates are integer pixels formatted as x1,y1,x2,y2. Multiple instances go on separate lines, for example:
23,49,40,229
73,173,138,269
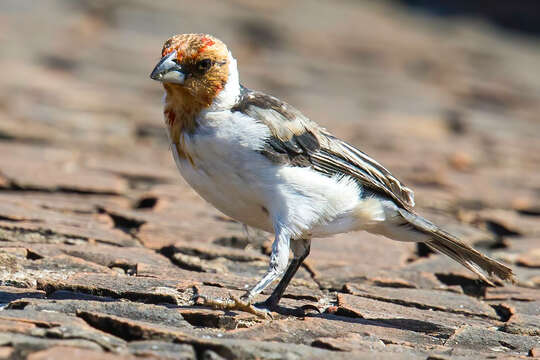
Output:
336,293,497,331
36,273,198,305
344,283,498,319
445,326,538,355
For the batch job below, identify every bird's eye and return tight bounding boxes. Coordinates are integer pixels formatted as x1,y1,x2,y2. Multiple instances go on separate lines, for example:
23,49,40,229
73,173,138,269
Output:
197,59,213,72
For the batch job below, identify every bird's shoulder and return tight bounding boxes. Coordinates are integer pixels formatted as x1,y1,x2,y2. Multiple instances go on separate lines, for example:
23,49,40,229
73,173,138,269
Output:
231,86,316,138
231,85,416,210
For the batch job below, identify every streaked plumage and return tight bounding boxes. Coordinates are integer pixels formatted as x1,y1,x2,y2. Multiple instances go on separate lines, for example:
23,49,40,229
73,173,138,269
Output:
150,34,515,316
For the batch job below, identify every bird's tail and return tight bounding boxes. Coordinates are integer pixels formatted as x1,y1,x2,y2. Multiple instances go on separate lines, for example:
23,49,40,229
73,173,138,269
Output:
377,208,516,285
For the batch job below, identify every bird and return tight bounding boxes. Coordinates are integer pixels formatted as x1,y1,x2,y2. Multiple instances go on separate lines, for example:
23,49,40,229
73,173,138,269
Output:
150,33,515,317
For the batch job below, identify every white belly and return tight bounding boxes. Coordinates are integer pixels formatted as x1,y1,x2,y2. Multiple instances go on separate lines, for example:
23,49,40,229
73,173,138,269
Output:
172,111,277,232
174,148,275,233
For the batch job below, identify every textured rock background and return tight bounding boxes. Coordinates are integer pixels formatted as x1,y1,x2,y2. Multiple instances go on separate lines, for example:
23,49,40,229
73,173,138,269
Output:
0,1,539,359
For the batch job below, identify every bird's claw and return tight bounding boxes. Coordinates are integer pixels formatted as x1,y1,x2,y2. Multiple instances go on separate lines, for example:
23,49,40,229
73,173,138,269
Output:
196,293,273,319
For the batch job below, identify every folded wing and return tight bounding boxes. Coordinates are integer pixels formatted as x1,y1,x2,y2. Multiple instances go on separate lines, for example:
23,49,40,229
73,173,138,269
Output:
232,86,415,210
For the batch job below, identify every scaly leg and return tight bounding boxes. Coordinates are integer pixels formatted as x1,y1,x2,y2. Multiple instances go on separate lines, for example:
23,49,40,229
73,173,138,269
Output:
262,238,311,310
198,229,291,318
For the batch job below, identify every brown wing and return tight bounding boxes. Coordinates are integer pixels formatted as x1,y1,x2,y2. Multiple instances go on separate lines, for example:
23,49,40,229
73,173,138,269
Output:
232,86,415,210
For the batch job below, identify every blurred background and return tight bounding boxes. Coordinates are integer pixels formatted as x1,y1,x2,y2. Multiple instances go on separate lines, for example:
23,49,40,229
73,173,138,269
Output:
0,1,539,282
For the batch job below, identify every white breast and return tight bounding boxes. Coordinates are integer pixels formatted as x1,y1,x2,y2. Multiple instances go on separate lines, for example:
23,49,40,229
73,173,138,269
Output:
172,110,276,232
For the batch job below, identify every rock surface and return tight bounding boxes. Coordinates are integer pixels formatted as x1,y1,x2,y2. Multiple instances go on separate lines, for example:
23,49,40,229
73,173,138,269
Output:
0,0,538,359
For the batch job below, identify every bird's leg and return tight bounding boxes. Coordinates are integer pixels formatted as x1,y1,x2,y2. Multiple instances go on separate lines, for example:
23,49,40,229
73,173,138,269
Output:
261,238,311,310
198,230,290,318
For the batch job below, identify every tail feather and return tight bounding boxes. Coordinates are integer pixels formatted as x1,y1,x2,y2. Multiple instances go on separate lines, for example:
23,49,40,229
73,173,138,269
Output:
397,208,516,285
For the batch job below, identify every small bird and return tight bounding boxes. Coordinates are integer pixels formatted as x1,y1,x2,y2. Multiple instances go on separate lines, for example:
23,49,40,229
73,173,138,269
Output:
150,34,515,316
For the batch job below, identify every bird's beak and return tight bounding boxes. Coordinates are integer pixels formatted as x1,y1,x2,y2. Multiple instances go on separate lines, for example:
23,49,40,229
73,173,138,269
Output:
150,51,185,85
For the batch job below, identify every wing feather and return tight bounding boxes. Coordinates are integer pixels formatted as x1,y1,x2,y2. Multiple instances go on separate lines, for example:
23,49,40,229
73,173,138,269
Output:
231,86,415,209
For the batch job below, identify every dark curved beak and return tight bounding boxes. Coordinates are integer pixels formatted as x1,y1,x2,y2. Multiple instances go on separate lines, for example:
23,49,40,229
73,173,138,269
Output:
150,51,185,84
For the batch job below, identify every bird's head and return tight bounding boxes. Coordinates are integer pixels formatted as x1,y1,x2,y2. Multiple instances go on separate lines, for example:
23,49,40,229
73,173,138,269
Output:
150,34,233,108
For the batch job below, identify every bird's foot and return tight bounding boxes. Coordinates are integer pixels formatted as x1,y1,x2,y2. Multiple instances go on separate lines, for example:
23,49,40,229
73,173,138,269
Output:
196,294,272,319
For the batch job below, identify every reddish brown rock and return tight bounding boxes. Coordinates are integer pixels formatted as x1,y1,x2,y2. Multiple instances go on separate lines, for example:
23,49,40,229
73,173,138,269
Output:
128,341,196,359
27,347,134,360
445,326,538,354
0,309,126,351
0,347,14,359
485,286,540,302
36,273,198,305
344,283,498,318
336,293,497,331
312,333,386,352
0,143,128,195
516,248,540,268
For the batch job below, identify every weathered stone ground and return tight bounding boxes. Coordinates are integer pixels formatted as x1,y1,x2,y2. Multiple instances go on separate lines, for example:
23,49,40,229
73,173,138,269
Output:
0,0,539,359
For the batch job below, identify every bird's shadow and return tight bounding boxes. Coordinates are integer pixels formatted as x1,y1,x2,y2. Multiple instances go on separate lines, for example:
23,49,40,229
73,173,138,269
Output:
315,313,453,336
269,303,453,337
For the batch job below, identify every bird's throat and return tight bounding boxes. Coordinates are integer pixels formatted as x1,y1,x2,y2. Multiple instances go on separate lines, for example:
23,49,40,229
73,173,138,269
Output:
163,85,203,132
163,85,204,165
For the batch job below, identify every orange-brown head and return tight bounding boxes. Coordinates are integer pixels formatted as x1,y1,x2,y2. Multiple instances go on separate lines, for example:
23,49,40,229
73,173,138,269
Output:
150,34,231,107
